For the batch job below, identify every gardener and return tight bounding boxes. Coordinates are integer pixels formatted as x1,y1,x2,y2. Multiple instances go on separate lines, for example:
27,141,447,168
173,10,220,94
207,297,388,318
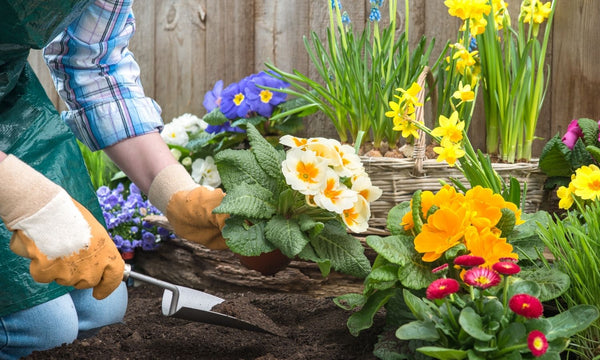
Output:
0,1,228,358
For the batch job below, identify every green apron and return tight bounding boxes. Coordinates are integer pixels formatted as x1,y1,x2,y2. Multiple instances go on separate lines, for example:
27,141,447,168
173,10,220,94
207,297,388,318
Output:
0,0,103,317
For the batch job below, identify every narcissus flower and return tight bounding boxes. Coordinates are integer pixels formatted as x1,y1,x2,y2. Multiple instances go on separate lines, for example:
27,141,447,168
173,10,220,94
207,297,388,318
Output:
463,267,501,289
527,330,549,357
431,111,465,143
433,137,466,167
509,294,544,318
426,278,460,300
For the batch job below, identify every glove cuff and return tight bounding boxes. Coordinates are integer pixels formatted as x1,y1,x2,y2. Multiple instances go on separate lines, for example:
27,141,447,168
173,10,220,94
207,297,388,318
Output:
0,155,62,227
148,163,198,214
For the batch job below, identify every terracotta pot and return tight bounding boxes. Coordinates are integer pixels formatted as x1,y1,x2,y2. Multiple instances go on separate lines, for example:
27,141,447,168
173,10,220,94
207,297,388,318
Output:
235,249,291,276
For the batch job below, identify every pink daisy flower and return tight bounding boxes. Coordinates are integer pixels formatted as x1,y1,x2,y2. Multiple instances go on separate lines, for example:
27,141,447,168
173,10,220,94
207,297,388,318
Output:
509,294,544,318
463,267,501,289
492,261,521,275
454,255,485,267
528,330,549,357
426,278,460,300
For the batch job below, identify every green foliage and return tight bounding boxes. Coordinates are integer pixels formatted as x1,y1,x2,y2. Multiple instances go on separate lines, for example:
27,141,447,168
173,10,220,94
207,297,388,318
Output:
539,118,600,189
214,123,370,278
77,140,120,189
538,201,600,358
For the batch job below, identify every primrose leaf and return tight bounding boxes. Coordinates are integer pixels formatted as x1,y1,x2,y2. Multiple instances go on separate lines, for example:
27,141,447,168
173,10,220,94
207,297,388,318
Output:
386,201,412,235
214,148,278,194
496,208,516,237
366,234,416,266
202,108,228,125
518,267,570,302
264,215,310,258
396,320,439,341
246,123,286,179
570,138,596,170
311,221,371,278
222,217,275,256
213,183,276,219
577,117,599,146
538,134,572,178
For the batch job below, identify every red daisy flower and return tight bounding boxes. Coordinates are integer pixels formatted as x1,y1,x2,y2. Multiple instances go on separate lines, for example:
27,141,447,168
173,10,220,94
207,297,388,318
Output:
426,278,460,300
527,330,549,357
463,267,501,289
499,257,518,263
492,261,521,275
432,263,449,274
454,255,485,267
509,294,544,318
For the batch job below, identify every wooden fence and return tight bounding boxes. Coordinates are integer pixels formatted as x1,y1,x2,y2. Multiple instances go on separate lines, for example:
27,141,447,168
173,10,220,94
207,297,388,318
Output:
28,0,600,156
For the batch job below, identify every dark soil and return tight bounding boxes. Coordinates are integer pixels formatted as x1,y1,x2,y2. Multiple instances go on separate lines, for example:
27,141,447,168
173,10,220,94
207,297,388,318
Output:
25,284,384,360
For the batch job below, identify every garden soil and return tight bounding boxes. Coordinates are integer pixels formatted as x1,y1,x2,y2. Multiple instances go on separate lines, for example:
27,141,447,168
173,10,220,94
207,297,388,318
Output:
24,284,384,360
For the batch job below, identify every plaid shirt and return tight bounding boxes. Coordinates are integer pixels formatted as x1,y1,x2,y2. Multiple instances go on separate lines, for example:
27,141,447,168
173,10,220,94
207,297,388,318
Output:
43,0,163,151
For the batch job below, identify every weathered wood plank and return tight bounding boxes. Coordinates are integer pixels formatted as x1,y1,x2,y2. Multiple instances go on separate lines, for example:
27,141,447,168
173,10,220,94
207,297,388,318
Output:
130,0,156,100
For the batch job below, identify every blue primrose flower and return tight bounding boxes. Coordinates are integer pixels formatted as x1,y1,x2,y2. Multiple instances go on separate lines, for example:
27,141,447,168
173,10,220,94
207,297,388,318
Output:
220,80,251,119
205,121,245,135
369,7,381,22
245,72,289,117
202,79,224,113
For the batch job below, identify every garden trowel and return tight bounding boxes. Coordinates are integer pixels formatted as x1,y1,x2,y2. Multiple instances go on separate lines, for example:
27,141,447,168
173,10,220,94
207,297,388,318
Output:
123,264,279,335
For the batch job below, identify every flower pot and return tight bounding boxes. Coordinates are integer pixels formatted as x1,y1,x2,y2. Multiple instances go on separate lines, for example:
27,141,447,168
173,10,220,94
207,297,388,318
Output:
235,249,291,276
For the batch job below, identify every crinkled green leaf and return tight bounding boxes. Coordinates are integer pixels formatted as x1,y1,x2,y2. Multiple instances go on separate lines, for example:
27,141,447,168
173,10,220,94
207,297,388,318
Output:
214,183,276,219
264,215,310,258
538,134,572,178
397,255,438,290
518,267,570,302
386,201,412,236
366,235,416,266
368,264,399,283
222,217,275,256
246,123,286,179
333,293,366,311
202,108,228,125
571,138,596,170
215,148,278,193
496,208,516,237
578,118,599,146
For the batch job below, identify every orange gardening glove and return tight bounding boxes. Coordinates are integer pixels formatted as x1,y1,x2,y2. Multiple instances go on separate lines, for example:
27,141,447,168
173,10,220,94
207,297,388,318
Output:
0,155,124,300
148,163,228,249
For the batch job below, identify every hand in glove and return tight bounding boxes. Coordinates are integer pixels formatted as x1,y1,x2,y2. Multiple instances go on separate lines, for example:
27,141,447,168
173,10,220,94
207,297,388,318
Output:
0,155,124,300
148,164,228,249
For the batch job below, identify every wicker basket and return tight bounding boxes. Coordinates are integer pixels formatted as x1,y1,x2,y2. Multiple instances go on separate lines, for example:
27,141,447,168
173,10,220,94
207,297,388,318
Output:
361,67,547,230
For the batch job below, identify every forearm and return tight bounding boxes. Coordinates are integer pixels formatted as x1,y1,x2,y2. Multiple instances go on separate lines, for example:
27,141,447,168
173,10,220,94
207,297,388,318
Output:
103,132,179,194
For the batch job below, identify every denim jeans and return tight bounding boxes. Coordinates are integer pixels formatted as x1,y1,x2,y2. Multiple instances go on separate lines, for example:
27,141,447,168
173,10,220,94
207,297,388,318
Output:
0,282,127,359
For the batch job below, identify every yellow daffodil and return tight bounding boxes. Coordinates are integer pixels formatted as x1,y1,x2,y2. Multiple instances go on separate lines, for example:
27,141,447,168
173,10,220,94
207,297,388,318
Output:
451,43,478,75
452,81,475,106
395,82,423,108
520,0,552,25
556,182,575,210
393,117,420,139
434,138,466,167
572,164,600,201
432,111,465,143
445,0,490,21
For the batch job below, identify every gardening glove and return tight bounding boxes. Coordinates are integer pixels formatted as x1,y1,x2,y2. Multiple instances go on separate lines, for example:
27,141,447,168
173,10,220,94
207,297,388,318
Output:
0,155,124,300
148,163,228,250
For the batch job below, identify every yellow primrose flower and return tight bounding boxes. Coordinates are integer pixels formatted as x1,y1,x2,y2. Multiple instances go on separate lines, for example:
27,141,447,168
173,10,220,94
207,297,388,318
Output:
556,182,575,210
572,164,600,201
464,186,505,231
393,117,420,139
434,137,466,167
414,205,470,262
281,148,328,196
452,81,475,106
520,0,552,24
342,196,370,233
431,111,465,143
314,169,358,214
464,226,518,268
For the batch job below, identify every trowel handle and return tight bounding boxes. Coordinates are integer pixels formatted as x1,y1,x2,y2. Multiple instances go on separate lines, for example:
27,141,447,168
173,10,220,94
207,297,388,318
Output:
123,264,181,316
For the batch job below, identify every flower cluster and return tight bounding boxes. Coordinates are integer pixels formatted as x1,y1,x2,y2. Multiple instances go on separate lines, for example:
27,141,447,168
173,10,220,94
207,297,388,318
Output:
556,164,600,210
280,135,382,233
97,183,174,259
400,258,556,358
401,185,523,265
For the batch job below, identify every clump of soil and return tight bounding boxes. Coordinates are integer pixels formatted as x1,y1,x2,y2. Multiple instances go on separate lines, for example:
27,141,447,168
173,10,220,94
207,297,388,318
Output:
211,296,286,337
25,284,384,360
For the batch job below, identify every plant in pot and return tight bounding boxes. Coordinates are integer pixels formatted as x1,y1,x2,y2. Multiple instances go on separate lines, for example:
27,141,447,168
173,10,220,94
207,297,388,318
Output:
212,123,381,277
334,184,597,358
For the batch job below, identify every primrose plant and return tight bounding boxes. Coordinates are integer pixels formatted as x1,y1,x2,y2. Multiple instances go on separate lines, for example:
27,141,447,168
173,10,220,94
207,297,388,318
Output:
213,123,381,278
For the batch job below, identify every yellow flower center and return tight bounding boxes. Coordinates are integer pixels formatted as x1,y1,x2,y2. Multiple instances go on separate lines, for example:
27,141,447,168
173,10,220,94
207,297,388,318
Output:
533,337,544,350
475,276,490,285
296,162,320,184
260,90,273,103
234,93,245,106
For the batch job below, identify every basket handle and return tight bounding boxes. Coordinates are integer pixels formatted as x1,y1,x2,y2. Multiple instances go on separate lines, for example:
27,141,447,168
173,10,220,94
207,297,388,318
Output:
411,66,436,177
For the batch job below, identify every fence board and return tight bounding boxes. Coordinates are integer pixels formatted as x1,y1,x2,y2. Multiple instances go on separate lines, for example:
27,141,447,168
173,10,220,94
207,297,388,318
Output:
26,0,599,158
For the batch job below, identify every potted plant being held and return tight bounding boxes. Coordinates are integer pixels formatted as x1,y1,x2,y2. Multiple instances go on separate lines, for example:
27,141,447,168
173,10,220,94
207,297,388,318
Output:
213,124,381,276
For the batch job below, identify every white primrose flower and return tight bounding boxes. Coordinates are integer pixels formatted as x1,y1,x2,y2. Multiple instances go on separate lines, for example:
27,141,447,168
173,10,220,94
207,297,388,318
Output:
351,172,383,203
342,195,371,233
191,156,221,188
172,113,208,133
279,135,309,149
282,148,328,196
304,138,344,169
161,121,189,147
333,143,364,177
313,168,358,214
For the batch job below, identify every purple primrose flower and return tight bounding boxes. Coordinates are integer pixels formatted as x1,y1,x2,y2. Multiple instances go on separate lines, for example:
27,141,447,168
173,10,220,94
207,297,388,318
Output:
562,119,583,149
245,72,289,118
202,80,224,113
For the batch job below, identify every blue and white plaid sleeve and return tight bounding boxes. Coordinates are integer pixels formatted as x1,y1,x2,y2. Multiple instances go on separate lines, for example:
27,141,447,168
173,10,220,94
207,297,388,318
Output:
43,0,163,151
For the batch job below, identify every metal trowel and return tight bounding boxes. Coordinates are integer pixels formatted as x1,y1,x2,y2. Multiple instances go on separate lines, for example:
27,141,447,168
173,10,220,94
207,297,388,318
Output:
123,264,278,335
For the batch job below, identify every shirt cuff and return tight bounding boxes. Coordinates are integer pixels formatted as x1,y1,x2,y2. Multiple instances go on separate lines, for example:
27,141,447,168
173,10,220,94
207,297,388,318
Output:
62,97,164,151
